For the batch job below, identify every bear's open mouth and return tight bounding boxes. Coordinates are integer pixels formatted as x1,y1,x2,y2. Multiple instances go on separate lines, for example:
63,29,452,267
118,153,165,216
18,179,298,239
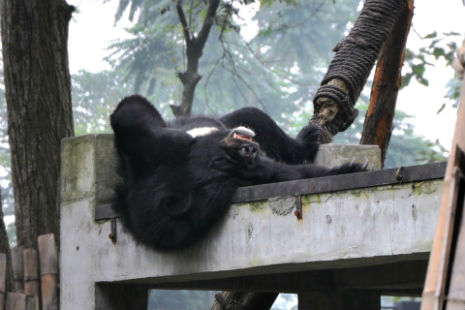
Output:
233,132,252,141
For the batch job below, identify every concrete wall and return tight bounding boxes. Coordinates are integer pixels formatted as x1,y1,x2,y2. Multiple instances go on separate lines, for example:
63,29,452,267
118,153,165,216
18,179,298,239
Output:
60,135,441,309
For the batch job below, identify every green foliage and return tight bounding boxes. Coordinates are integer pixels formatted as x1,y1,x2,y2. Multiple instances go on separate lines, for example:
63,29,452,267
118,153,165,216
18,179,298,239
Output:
109,0,361,122
72,70,133,134
402,31,461,109
98,0,447,170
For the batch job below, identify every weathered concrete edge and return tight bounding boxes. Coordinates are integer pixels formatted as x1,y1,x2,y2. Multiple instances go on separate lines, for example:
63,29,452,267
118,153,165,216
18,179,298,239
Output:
88,179,442,283
61,135,97,203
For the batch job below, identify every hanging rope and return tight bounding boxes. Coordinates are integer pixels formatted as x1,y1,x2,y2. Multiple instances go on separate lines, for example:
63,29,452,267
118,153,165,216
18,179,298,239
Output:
311,0,409,140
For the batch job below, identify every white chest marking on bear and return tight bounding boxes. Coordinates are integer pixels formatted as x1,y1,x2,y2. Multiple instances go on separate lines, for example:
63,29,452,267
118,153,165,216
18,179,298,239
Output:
187,127,219,137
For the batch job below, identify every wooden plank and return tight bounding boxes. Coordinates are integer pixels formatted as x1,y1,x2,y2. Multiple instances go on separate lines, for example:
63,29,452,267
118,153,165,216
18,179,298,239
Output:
6,292,25,310
95,162,446,221
422,67,465,309
445,188,465,308
38,234,58,310
11,247,23,292
233,162,445,203
25,296,35,310
0,253,6,310
5,292,34,310
23,249,39,308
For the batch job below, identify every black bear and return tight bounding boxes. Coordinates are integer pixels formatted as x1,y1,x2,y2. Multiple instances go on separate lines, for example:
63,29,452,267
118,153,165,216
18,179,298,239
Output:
110,95,365,251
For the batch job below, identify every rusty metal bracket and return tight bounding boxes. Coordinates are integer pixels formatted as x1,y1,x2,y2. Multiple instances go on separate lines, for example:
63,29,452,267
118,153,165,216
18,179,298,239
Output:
108,219,117,243
294,196,303,220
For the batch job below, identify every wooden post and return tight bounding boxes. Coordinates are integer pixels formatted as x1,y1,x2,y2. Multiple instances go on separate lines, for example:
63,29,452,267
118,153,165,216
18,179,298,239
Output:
38,234,58,310
11,247,23,292
360,0,414,166
23,249,39,309
0,253,6,310
421,56,465,310
6,292,35,310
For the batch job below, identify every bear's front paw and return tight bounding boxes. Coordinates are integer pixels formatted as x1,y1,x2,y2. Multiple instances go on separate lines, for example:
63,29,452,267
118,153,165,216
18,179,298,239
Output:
331,160,369,175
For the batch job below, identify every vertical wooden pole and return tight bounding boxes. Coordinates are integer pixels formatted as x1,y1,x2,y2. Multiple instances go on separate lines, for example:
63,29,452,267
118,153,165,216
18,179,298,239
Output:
6,292,35,310
360,0,414,166
38,234,58,310
0,253,6,310
23,249,39,309
421,61,465,310
11,247,23,292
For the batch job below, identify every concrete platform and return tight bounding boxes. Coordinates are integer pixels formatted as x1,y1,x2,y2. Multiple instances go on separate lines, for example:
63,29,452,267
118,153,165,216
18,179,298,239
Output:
59,134,444,309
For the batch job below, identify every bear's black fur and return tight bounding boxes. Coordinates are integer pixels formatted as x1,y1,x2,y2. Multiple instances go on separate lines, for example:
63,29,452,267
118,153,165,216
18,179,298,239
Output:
110,95,364,251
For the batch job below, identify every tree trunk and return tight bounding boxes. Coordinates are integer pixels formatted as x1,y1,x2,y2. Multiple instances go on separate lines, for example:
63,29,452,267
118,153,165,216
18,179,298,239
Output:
0,0,75,248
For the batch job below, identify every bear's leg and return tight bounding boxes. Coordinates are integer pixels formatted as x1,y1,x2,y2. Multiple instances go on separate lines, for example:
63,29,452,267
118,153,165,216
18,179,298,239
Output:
111,95,193,176
219,107,318,163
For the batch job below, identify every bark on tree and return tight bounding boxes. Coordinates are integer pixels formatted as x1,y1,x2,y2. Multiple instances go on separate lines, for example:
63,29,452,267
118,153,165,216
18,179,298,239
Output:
0,0,75,248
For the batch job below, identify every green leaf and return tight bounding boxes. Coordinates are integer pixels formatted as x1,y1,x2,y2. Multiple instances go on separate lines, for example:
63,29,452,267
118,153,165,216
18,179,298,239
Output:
436,103,446,114
412,64,425,76
416,75,429,87
401,72,413,88
424,31,437,39
432,47,446,59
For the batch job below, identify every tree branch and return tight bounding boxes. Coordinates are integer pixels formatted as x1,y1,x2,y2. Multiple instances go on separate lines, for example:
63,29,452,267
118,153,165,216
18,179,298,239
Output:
196,0,220,49
172,0,220,117
176,1,191,44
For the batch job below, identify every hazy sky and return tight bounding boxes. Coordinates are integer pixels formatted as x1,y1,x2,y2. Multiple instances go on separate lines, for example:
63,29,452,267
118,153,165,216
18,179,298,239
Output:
67,0,465,150
396,1,465,151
